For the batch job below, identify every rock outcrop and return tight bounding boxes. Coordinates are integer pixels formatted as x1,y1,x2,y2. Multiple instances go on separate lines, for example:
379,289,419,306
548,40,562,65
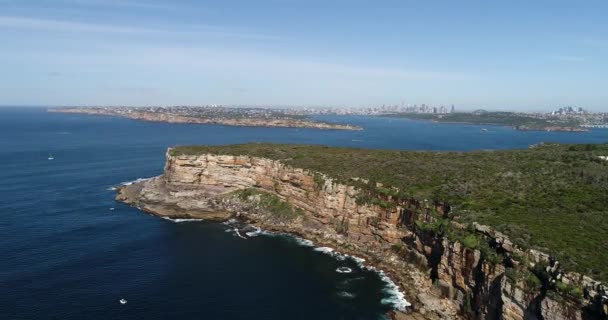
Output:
117,150,608,320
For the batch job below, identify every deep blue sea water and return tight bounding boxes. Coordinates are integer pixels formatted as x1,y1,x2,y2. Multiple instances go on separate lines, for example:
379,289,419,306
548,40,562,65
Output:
1,107,606,320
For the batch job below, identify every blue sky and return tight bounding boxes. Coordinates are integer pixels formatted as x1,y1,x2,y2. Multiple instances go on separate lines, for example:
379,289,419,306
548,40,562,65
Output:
1,0,607,111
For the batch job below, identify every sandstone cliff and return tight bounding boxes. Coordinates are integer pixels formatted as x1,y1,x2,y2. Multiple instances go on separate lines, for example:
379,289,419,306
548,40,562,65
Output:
117,150,608,320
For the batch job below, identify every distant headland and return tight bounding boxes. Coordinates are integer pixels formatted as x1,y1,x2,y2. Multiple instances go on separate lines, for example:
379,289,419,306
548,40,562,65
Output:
382,107,608,132
48,106,362,131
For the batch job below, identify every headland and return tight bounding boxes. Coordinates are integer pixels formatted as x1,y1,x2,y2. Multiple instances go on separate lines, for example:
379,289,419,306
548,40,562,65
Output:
48,106,362,131
116,143,608,319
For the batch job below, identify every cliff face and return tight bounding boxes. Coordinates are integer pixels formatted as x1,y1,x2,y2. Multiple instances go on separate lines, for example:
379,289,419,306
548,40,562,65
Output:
117,151,608,320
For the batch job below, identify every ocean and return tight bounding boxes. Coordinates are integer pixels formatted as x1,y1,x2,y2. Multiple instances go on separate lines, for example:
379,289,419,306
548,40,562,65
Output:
1,107,606,319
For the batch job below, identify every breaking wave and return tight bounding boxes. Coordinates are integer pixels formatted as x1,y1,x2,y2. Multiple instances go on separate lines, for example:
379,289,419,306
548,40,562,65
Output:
161,217,204,223
374,268,411,311
233,228,247,239
218,220,410,312
107,177,152,191
245,226,262,237
314,246,335,254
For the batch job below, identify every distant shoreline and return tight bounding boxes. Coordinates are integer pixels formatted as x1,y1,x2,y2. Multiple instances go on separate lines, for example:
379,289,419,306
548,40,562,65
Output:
48,107,362,131
380,113,590,132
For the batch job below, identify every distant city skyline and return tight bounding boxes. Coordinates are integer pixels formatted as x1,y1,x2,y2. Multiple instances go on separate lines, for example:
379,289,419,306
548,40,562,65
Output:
1,0,607,111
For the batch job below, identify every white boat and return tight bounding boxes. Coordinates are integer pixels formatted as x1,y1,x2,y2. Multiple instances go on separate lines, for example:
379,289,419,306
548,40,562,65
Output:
48,153,54,160
119,298,127,305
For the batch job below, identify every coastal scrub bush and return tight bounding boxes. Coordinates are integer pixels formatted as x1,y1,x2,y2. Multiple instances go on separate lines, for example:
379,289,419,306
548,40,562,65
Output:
525,272,542,291
555,281,584,300
232,188,302,220
462,234,479,250
313,173,325,191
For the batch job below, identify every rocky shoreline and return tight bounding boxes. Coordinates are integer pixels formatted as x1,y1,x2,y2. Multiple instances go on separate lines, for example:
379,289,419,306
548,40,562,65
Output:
116,183,429,318
115,150,607,320
48,108,362,131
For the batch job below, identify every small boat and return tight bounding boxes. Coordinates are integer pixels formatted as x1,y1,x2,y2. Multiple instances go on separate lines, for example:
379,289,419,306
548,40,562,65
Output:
48,153,54,160
481,128,488,132
119,298,127,305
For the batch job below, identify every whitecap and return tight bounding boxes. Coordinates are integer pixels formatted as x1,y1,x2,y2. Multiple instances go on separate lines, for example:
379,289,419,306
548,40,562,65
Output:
336,267,353,274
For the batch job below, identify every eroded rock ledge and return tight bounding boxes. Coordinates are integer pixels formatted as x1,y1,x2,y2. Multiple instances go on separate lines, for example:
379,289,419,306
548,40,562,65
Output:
116,150,608,320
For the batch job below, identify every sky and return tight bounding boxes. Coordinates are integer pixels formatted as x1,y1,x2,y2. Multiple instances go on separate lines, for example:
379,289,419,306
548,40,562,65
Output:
1,0,607,111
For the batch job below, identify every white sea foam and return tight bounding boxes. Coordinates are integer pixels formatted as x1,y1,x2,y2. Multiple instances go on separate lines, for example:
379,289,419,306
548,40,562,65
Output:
122,177,152,186
233,228,247,239
214,222,410,311
337,291,356,298
377,270,411,311
292,236,314,247
336,267,353,274
347,255,366,265
108,177,152,191
161,217,204,223
313,246,335,254
245,226,262,237
311,246,410,311
222,219,238,225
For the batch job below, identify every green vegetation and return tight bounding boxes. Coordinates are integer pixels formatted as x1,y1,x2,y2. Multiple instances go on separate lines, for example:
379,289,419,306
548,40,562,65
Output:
555,281,584,300
232,188,303,220
525,271,543,291
461,234,479,250
384,111,582,130
171,143,608,281
313,173,326,191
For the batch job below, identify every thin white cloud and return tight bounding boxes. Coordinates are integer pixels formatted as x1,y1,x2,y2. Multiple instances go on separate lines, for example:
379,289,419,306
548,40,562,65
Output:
0,16,281,40
8,44,472,82
0,16,150,33
59,0,176,10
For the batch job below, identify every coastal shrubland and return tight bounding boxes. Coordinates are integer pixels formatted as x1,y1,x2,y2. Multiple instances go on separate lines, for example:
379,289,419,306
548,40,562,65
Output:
231,188,303,221
171,143,608,280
